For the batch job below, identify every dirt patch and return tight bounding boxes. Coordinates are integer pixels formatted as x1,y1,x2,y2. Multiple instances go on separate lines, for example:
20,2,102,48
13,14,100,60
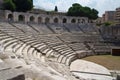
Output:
82,55,120,70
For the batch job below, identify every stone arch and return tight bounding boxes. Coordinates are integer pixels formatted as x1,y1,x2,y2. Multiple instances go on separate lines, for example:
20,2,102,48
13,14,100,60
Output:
18,15,25,22
29,16,35,22
38,17,42,23
8,14,13,21
78,19,81,23
45,17,50,23
54,18,59,23
71,19,76,23
63,18,67,23
81,19,85,23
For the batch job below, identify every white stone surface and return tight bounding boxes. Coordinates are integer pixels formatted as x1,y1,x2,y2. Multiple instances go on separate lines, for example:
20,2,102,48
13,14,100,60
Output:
0,59,2,62
70,59,113,80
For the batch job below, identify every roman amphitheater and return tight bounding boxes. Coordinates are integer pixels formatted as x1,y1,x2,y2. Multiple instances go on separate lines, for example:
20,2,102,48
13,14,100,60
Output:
0,9,120,80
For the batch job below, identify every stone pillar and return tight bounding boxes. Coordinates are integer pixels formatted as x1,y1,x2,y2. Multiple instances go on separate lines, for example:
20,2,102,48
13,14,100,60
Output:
59,16,62,24
25,13,30,23
34,15,38,23
42,16,45,23
13,12,18,22
49,16,52,23
51,16,54,23
67,17,71,23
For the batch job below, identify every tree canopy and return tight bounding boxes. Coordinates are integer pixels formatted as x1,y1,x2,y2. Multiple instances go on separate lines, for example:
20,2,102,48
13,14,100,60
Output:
3,0,33,12
67,3,99,20
3,0,16,11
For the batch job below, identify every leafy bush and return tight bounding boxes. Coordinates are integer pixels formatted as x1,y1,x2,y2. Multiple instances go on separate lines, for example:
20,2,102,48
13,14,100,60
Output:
103,22,112,26
3,0,33,12
3,0,16,11
67,3,99,20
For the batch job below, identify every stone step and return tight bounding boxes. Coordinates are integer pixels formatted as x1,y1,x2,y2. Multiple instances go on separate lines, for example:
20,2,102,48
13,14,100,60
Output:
15,44,26,57
22,45,31,60
0,68,24,80
27,47,35,60
33,43,45,48
33,50,40,59
0,36,13,42
36,52,41,59
42,48,51,54
3,40,18,50
54,47,70,51
37,45,47,50
6,42,18,51
65,55,77,66
58,52,76,65
46,49,55,57
29,42,43,47
13,43,23,53
60,49,73,54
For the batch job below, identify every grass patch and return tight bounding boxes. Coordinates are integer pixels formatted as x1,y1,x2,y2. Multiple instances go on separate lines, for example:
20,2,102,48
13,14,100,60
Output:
82,55,120,70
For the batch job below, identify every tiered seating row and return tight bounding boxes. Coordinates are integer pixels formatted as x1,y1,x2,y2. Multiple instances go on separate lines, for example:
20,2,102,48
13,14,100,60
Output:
68,43,88,51
0,21,113,66
0,32,42,62
0,22,56,58
30,23,54,34
0,22,75,65
58,34,102,43
87,42,111,54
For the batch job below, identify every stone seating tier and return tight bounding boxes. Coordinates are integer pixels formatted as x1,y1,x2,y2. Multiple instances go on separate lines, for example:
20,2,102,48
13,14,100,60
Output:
0,21,117,66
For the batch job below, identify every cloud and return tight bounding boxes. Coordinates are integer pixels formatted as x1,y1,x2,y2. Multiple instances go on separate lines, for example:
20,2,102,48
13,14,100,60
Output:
33,0,55,10
33,0,120,16
88,0,120,16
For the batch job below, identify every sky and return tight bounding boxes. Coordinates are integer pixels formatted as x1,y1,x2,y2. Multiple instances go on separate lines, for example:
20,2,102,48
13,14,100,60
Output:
33,0,120,17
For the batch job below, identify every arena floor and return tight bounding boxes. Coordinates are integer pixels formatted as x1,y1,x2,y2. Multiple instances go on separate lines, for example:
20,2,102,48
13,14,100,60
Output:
82,55,120,70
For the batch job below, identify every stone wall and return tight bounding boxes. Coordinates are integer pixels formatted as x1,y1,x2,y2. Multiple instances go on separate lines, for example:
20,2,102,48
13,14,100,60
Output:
8,74,25,80
100,25,120,41
0,10,5,20
3,10,88,24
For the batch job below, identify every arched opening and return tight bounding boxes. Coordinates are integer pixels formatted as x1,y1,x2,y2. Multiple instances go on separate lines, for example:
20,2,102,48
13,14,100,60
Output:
54,18,58,23
63,18,67,23
30,16,35,22
45,17,50,23
81,19,85,23
71,19,76,23
8,14,13,21
38,17,42,23
18,15,25,22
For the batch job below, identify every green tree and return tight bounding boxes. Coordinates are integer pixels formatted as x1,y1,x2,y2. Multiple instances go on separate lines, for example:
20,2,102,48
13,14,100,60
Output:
3,0,33,12
3,0,16,11
13,0,33,12
67,3,99,20
67,3,83,16
104,22,112,26
91,9,99,19
54,6,58,12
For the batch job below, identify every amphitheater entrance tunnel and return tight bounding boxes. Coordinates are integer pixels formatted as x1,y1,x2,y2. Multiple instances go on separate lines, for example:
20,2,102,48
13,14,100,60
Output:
18,15,25,22
63,18,67,23
112,49,120,56
54,18,59,23
30,16,35,22
8,14,13,21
